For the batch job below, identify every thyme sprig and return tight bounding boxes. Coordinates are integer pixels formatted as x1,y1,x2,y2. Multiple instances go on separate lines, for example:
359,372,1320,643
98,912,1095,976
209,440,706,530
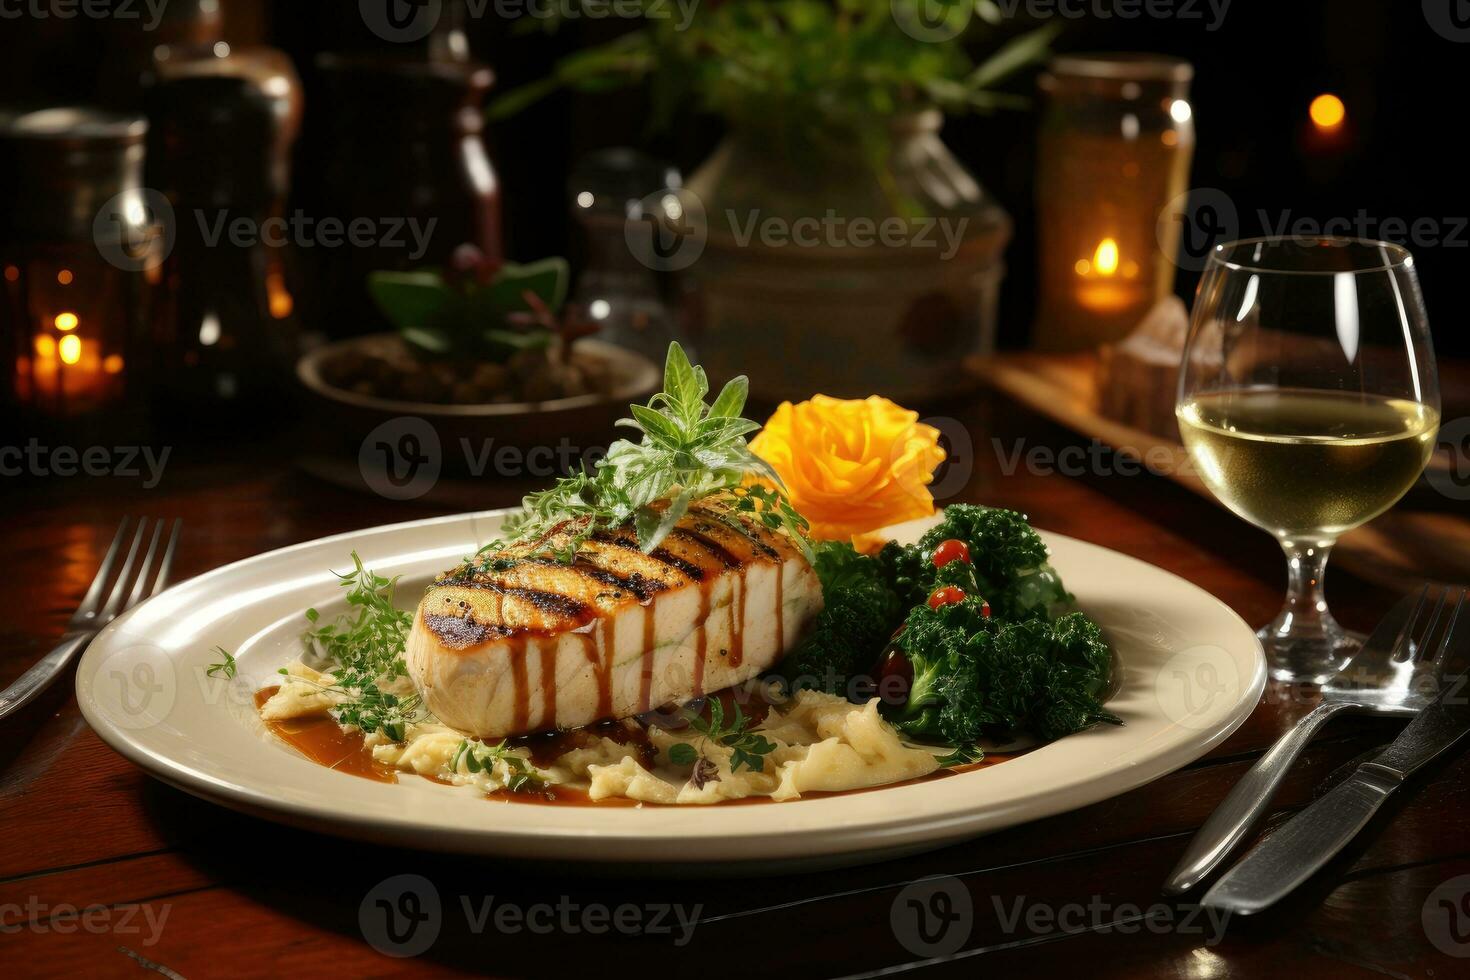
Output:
452,739,546,793
484,343,811,563
300,552,423,741
668,699,779,775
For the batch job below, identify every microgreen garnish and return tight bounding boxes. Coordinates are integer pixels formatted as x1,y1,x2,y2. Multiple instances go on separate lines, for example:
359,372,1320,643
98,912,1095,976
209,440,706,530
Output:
481,343,810,563
206,647,237,679
452,739,545,793
301,552,423,741
668,699,779,775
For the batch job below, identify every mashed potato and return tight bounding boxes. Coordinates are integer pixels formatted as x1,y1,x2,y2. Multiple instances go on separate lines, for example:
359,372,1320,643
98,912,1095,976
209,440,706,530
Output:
262,677,942,803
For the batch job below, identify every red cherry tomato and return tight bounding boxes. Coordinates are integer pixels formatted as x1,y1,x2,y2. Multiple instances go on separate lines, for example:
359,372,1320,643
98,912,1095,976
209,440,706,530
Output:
931,539,971,569
876,647,914,688
928,586,967,609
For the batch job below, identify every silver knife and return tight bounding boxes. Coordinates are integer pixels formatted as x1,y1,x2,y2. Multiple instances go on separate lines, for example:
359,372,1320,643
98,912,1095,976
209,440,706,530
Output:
1201,669,1470,915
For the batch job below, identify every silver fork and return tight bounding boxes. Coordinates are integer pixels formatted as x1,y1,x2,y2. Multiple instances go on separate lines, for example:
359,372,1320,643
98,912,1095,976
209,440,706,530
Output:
1165,583,1464,894
0,517,181,722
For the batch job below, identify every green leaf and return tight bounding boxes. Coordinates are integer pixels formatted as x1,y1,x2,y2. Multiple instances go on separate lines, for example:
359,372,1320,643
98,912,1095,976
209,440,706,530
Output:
668,743,697,766
401,326,452,357
707,376,749,419
367,271,452,330
965,22,1062,91
476,257,571,316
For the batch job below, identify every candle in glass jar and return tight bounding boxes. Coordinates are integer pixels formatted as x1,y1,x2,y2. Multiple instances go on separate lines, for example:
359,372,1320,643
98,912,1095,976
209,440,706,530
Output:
1075,237,1146,313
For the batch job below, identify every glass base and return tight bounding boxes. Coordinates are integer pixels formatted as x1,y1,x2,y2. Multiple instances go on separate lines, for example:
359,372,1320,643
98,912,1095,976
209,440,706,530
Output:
1258,622,1365,685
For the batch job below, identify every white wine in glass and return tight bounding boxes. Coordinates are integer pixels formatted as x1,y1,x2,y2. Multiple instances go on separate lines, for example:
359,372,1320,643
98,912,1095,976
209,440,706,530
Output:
1176,239,1440,683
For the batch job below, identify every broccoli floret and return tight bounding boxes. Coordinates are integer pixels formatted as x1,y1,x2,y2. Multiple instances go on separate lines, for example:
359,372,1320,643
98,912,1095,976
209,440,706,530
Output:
781,541,903,694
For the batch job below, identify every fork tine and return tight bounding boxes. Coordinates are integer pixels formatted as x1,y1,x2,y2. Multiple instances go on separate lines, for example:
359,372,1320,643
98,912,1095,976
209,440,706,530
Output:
148,519,182,597
1430,588,1467,666
122,519,165,612
1413,587,1449,662
73,518,130,620
98,518,149,621
1391,584,1432,662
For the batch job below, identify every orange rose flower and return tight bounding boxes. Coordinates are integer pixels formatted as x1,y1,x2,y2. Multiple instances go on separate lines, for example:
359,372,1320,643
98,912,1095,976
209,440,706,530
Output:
749,395,948,541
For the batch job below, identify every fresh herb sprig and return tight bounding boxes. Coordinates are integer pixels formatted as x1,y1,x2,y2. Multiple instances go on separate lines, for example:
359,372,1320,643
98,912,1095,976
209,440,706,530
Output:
206,647,237,678
489,343,810,562
301,552,422,741
451,739,546,793
668,699,779,775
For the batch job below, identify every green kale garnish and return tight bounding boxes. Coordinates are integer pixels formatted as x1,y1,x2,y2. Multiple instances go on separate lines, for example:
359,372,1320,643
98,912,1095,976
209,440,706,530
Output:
884,602,1119,745
780,540,905,693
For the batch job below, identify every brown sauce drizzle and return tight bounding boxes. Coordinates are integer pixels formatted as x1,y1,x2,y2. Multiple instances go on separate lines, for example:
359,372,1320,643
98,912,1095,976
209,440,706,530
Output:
596,617,615,720
638,606,656,715
728,567,747,669
539,641,557,730
509,637,530,733
692,581,711,696
254,687,398,784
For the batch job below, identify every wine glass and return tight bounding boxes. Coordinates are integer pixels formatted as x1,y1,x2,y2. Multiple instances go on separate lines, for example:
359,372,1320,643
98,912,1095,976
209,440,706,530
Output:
1176,237,1441,683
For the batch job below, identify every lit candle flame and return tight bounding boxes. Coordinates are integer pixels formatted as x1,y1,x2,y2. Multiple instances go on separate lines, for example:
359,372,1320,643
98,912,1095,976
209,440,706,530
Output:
1309,94,1345,132
1093,238,1120,277
59,334,82,365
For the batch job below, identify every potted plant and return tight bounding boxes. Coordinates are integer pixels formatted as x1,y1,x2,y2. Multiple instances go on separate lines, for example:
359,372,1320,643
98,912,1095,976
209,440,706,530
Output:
492,1,1057,403
295,246,660,485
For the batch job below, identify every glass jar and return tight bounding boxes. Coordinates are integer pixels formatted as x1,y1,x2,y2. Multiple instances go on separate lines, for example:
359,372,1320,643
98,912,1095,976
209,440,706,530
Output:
1034,54,1196,352
0,108,157,432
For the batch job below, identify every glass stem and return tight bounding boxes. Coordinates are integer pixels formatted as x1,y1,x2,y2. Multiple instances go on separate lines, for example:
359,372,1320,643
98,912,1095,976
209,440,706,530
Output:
1266,539,1341,642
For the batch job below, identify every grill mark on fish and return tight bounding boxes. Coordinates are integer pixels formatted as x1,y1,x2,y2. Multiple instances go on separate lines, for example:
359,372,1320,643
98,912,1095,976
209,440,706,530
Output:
667,528,744,569
430,578,594,625
522,555,668,602
590,530,707,582
423,613,512,650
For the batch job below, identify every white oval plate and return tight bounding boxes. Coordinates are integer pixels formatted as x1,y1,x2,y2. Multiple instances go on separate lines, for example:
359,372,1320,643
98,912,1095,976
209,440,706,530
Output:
77,510,1265,870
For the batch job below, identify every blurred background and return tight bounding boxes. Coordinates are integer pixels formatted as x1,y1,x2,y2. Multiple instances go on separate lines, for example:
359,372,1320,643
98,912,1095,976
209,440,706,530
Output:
0,0,1466,495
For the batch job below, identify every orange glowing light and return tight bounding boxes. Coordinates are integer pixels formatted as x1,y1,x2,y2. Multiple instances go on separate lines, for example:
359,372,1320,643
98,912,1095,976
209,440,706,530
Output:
34,335,56,358
103,354,125,374
1309,94,1346,130
54,312,79,331
5,265,20,282
57,269,74,285
1093,238,1120,277
59,334,82,365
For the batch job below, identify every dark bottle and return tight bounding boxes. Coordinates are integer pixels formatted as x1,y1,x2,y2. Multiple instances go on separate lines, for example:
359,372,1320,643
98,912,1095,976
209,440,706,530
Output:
303,55,501,339
143,56,303,430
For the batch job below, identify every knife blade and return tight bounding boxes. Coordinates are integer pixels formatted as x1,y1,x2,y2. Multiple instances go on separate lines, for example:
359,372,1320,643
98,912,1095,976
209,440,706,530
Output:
1201,670,1470,915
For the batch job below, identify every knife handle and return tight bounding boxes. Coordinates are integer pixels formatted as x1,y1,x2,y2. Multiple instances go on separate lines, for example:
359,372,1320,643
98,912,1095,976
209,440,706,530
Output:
1201,768,1398,914
1165,700,1359,895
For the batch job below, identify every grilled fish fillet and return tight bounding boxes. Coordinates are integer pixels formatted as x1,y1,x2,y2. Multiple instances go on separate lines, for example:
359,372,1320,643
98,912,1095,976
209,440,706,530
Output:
405,500,823,738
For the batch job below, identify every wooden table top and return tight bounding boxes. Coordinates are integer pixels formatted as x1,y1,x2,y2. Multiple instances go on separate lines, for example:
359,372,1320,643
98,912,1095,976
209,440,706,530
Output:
3,391,1467,979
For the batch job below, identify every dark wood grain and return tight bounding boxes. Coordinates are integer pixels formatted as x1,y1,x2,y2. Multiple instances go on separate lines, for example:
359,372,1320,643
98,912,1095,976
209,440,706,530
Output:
2,391,1466,979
